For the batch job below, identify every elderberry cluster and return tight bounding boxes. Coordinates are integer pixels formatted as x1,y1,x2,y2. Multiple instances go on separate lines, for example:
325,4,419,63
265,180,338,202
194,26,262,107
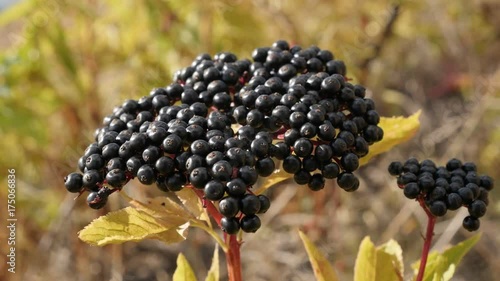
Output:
64,40,384,234
388,158,494,231
229,41,383,191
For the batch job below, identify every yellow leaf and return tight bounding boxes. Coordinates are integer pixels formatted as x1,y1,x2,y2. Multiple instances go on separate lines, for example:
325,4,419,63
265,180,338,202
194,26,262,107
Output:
78,207,188,246
205,244,220,281
176,188,203,219
375,240,404,281
298,230,340,281
254,164,291,194
149,227,188,245
360,110,421,166
354,236,377,281
129,195,195,221
173,253,197,281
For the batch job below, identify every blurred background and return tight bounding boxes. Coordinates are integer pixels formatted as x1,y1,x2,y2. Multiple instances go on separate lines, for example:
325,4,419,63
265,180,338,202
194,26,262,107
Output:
0,0,498,280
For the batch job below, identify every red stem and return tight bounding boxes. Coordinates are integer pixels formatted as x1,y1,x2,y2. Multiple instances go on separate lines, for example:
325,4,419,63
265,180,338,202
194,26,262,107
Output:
225,233,243,281
190,186,223,228
416,198,436,281
190,185,242,281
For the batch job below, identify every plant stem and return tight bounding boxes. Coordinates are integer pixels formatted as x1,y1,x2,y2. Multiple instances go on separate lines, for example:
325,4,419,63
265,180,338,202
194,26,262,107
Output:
416,199,437,281
191,187,223,227
225,233,243,281
191,186,242,281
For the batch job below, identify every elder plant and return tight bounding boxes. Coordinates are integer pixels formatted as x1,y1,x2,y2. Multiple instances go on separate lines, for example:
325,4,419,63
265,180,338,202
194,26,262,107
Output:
64,40,493,281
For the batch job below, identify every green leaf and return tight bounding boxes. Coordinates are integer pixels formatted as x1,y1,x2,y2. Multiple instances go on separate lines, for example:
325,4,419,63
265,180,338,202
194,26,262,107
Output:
205,244,220,281
354,236,377,281
375,240,404,281
298,230,340,281
431,255,455,281
360,110,421,166
78,207,187,246
173,253,197,281
412,233,481,281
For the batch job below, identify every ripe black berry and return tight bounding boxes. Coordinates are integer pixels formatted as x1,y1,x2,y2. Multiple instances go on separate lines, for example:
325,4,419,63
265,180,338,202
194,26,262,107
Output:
468,200,487,218
238,166,258,186
82,170,102,191
255,157,275,177
308,173,325,191
211,160,232,181
446,158,462,171
340,153,359,172
458,187,474,204
257,195,271,213
293,138,313,158
85,154,104,170
155,156,175,176
204,180,226,201
142,146,162,164
294,170,311,185
388,161,403,176
322,162,340,179
87,191,108,209
226,179,247,197
137,165,156,185
403,182,420,199
428,200,447,217
446,193,463,210
479,175,494,191
126,156,143,176
189,167,210,189
240,194,261,215
166,172,186,191
106,169,127,188
219,197,240,217
337,172,359,191
240,215,261,233
64,172,83,193
221,217,240,234
102,143,120,160
462,216,480,231
162,134,183,154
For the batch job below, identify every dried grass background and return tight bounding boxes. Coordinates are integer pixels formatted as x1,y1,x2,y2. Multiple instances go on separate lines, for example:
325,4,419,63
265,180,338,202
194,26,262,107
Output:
0,0,498,280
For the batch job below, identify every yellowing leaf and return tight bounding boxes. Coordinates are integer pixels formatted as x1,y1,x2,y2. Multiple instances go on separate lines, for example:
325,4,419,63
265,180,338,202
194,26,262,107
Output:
375,239,404,281
354,236,377,281
431,257,455,281
173,253,197,281
78,207,188,246
298,230,340,281
149,227,188,245
360,110,421,166
205,244,220,281
129,195,195,221
254,165,291,194
412,233,481,281
176,188,203,218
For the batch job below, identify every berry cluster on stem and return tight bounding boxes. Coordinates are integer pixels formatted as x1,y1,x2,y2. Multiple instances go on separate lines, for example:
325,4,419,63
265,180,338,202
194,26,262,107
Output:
64,39,385,235
388,158,494,280
63,40,388,281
